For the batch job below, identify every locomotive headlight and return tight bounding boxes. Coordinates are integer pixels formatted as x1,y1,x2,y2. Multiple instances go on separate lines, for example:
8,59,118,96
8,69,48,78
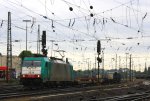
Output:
22,75,25,78
37,75,40,78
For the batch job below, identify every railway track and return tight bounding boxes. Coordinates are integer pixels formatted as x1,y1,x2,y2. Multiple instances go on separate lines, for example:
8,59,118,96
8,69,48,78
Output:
89,90,150,101
0,83,129,100
0,84,23,94
0,85,97,100
0,80,146,100
0,88,70,99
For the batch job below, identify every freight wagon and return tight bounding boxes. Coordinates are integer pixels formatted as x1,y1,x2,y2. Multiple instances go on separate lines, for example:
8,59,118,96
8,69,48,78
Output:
20,57,74,87
101,72,121,84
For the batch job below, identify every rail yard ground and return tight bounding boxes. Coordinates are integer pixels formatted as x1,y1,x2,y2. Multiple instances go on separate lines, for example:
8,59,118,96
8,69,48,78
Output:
1,79,150,101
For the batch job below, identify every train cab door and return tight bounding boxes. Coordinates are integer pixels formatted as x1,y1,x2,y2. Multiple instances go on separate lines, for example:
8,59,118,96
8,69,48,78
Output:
45,62,50,81
44,62,48,80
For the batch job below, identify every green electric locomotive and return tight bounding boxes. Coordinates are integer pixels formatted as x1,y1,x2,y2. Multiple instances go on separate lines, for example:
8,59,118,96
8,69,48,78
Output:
20,57,74,87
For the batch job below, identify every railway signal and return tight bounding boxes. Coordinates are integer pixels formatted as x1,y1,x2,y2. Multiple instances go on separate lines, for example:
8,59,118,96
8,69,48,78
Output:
41,31,47,56
97,57,102,63
42,31,46,48
97,40,101,54
43,49,47,56
97,40,101,84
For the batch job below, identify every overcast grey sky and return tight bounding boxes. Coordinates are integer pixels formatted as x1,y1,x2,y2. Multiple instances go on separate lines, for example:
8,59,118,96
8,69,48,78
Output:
0,0,150,70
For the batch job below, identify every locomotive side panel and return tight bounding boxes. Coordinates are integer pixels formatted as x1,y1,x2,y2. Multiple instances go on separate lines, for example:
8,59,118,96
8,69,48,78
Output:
50,61,72,81
69,64,74,81
46,62,52,81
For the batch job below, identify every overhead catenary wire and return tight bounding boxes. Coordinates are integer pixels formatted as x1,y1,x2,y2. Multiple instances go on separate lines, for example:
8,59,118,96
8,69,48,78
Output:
0,0,150,70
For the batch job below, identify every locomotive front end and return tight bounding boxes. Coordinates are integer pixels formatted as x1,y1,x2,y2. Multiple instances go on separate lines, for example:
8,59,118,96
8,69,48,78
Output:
20,60,42,86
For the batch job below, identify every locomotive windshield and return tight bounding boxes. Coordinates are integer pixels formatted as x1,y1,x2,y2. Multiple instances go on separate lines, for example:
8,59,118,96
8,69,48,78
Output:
22,61,41,67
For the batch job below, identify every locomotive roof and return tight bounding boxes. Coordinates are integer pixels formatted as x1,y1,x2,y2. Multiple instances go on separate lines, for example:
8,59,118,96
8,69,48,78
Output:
23,57,73,66
51,59,66,64
23,57,49,61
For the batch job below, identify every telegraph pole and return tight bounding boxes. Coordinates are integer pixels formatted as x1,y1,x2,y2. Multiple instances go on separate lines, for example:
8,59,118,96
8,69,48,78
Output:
89,61,92,77
50,40,55,57
23,20,31,51
95,56,97,71
132,58,134,81
125,53,129,81
97,53,100,83
37,25,40,54
102,50,104,79
129,54,132,81
86,58,90,77
0,53,2,66
7,12,12,82
115,54,117,71
119,56,121,70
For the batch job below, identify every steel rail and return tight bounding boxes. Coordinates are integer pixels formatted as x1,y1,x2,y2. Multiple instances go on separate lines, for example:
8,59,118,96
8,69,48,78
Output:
0,81,145,100
89,91,150,101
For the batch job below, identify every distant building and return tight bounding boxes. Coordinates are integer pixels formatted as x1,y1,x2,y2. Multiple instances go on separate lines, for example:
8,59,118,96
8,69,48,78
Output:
0,55,21,79
0,55,21,69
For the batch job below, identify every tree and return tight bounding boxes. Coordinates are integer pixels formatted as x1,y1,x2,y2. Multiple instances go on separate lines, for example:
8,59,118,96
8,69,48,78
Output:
19,50,33,60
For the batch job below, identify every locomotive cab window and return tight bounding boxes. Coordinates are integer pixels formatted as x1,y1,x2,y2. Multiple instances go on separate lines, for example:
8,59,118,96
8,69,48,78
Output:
22,61,41,67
